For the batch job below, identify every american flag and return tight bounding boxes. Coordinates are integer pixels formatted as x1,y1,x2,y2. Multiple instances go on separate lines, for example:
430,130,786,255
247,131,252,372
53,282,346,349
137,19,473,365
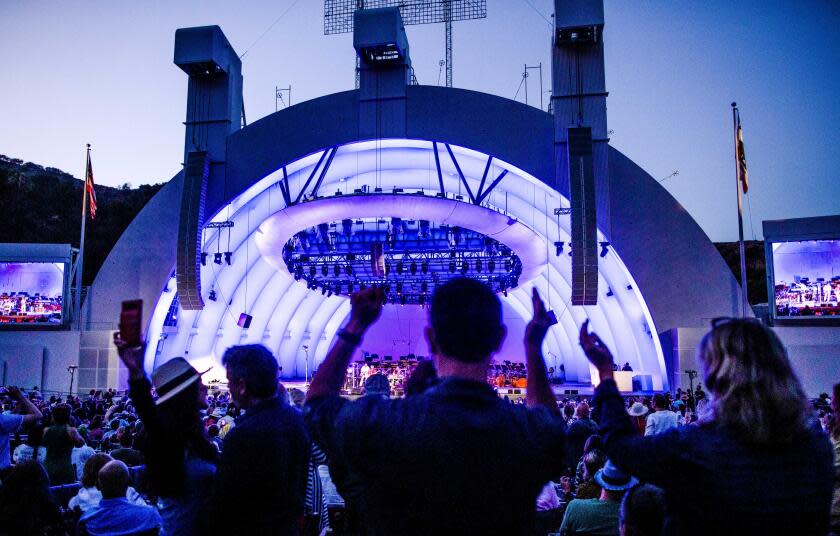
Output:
735,109,748,194
85,148,97,219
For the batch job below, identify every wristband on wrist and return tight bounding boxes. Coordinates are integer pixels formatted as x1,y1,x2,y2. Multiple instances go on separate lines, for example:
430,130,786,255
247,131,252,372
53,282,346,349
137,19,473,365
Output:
336,328,363,346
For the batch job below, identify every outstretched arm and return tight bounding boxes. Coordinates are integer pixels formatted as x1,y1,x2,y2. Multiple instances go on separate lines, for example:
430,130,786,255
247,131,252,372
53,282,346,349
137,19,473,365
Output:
306,287,385,401
524,288,558,411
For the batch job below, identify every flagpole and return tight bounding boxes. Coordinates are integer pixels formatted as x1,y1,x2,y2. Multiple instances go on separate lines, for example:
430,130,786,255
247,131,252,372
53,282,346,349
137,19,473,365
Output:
732,103,749,317
75,144,90,331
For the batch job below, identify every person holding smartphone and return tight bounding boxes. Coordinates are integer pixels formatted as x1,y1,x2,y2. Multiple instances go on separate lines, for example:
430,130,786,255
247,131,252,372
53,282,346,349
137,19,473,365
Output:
0,387,42,472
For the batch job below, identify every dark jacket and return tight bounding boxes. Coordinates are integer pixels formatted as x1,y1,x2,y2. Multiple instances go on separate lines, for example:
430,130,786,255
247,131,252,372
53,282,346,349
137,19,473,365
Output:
565,417,598,471
306,377,567,536
592,379,834,536
212,397,309,535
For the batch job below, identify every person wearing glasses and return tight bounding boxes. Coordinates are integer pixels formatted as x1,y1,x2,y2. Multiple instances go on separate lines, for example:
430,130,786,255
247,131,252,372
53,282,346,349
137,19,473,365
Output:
580,317,833,536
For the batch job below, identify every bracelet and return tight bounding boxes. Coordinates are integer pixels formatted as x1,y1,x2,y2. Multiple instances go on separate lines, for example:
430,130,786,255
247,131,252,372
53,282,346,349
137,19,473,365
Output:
336,328,362,346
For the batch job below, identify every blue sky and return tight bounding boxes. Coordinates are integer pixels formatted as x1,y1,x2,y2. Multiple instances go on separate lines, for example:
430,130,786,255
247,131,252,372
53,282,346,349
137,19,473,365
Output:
1,0,838,241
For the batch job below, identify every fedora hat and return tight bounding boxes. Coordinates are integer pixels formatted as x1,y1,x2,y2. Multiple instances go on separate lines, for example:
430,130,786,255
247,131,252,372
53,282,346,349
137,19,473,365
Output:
627,402,649,417
151,357,210,405
594,460,638,491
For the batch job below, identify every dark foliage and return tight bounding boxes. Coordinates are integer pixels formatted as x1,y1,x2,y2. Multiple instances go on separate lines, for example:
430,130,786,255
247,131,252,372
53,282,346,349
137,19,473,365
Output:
0,154,164,285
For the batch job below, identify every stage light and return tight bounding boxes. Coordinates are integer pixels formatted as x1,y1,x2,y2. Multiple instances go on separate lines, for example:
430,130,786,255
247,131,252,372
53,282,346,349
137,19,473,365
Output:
333,265,341,277
385,263,391,275
460,262,468,275
396,281,403,293
321,265,329,277
421,281,428,293
421,261,429,274
606,288,614,297
449,260,456,273
321,286,327,295
396,261,404,275
224,252,232,265
201,253,207,266
400,295,407,305
410,261,417,275
554,241,565,256
419,294,425,306
214,253,223,265
475,259,483,272
327,288,333,297
309,266,317,278
504,259,512,272
345,265,353,276
317,223,330,243
600,242,610,258
208,289,217,301
488,260,496,273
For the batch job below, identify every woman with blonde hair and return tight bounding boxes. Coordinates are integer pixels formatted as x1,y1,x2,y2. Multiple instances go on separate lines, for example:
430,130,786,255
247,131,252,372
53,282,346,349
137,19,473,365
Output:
581,318,833,535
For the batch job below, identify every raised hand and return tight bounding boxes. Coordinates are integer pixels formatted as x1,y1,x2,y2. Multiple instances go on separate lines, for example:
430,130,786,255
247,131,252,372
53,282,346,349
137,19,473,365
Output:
579,320,614,379
347,286,386,333
113,332,146,379
7,386,23,401
525,287,554,347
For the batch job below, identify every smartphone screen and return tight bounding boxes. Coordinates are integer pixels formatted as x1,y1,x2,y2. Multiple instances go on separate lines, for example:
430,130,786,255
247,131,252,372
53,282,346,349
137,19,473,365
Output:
119,299,143,347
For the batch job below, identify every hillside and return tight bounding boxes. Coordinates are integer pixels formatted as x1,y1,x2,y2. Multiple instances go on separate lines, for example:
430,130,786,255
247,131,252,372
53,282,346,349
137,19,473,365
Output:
0,154,164,285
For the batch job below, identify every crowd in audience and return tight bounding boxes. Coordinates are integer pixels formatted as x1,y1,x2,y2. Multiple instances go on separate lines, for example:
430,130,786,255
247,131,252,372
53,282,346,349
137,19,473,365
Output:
0,278,835,535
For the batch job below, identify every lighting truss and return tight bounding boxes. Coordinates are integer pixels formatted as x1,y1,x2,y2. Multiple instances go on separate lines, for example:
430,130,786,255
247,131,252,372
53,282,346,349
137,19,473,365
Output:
282,217,521,303
324,0,487,35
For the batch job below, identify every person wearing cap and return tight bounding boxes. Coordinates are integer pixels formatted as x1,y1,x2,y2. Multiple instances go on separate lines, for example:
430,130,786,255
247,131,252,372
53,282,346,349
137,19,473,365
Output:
627,401,649,437
208,344,309,535
559,459,636,535
305,280,566,535
114,333,219,536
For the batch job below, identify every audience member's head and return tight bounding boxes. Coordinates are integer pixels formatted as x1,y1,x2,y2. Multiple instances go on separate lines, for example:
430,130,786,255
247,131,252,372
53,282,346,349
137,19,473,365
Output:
277,381,290,406
619,484,666,536
222,344,278,409
98,460,131,500
289,388,305,409
82,453,114,488
575,401,591,419
698,318,808,443
363,373,391,398
652,394,667,410
52,403,71,426
427,278,505,364
594,459,637,502
563,403,575,421
151,357,207,409
207,424,220,439
582,434,603,455
0,461,61,532
118,431,133,448
582,449,607,481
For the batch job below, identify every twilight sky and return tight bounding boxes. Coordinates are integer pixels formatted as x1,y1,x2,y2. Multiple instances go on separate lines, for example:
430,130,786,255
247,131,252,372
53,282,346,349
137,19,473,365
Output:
1,0,838,241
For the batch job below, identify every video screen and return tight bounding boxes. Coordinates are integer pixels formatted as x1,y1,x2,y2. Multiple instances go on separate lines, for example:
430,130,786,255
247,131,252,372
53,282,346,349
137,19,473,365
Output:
772,240,840,318
0,262,65,325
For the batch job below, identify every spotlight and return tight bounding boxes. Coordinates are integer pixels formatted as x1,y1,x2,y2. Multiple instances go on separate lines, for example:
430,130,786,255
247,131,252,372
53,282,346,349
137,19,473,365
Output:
396,281,403,293
201,253,208,266
333,265,341,277
327,288,333,297
410,261,417,275
421,261,429,274
449,261,456,273
554,241,565,256
322,286,327,295
460,262,468,275
503,289,508,297
488,260,496,273
208,289,217,301
420,281,428,293
309,266,317,278
475,259,483,272
317,223,330,243
214,253,223,265
600,242,610,258
396,261,404,275
224,252,232,265
345,265,353,276
504,259,512,272
321,265,329,277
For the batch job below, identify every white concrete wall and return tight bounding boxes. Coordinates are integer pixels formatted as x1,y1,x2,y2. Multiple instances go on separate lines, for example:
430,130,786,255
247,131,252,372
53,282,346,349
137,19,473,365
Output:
0,330,80,393
667,326,840,398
